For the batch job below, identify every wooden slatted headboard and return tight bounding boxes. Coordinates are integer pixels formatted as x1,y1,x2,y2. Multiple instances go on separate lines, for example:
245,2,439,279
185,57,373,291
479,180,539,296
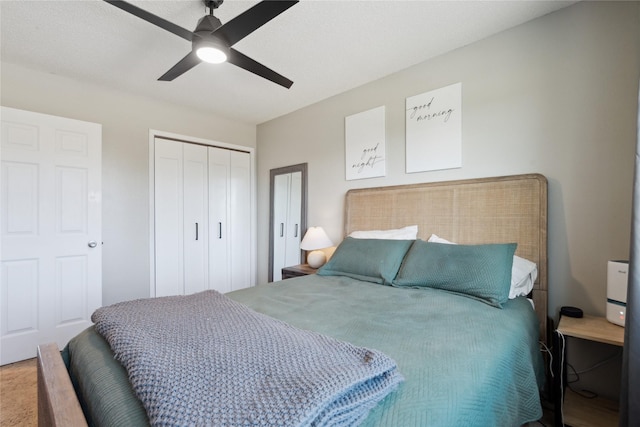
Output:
344,174,548,345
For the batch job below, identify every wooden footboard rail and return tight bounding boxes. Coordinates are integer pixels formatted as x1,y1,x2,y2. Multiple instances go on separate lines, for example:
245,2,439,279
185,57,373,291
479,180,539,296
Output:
37,343,87,427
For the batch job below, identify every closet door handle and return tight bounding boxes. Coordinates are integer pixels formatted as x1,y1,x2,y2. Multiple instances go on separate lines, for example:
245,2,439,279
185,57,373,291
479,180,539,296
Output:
294,224,298,238
280,223,284,237
195,223,199,241
218,222,222,239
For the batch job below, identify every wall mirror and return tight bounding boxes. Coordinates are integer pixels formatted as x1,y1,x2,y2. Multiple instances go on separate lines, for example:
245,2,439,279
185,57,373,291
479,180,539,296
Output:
269,163,308,282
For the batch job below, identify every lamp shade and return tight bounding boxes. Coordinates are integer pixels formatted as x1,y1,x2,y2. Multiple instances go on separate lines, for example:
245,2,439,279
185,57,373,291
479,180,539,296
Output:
300,227,333,251
300,227,333,269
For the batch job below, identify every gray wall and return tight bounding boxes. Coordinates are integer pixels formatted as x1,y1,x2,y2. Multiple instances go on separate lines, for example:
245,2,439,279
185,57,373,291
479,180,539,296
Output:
257,1,640,399
1,62,256,306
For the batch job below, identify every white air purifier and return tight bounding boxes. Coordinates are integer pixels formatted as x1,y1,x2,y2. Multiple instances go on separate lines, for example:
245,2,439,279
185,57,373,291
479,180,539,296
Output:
606,260,628,327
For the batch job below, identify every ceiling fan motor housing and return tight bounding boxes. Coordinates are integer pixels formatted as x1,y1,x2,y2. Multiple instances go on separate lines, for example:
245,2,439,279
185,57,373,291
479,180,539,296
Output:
192,15,228,56
195,14,223,35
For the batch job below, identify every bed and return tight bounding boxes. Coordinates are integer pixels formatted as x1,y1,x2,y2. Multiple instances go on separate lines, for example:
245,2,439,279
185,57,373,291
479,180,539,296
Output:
37,173,548,426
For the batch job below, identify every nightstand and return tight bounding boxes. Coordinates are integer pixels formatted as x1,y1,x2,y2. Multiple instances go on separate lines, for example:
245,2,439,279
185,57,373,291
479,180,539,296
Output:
553,315,624,427
281,264,317,279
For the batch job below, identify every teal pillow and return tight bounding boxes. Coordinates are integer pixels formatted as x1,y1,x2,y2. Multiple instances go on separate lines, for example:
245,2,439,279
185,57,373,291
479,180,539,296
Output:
317,237,414,285
66,326,149,427
393,241,517,307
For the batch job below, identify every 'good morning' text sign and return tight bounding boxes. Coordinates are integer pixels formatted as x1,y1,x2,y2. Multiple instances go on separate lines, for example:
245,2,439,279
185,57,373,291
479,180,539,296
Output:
406,83,461,173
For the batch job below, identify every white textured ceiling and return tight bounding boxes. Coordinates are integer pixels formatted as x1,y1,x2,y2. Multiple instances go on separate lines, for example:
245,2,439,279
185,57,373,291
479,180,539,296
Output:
1,0,575,125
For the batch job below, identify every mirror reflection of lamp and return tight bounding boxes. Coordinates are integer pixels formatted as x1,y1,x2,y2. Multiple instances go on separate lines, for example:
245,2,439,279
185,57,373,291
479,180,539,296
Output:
300,227,333,268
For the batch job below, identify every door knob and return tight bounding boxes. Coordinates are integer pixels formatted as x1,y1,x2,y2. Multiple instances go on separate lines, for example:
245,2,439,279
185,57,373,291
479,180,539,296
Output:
88,241,97,248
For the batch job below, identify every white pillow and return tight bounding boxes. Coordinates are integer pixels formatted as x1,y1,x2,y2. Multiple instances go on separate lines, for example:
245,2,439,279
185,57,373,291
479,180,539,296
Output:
428,234,455,244
427,234,537,299
510,256,538,299
349,225,418,240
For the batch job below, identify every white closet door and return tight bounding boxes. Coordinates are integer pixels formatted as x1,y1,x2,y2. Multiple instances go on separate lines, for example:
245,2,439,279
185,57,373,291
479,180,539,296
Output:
208,147,231,293
271,173,290,281
154,140,251,296
284,171,302,267
229,150,251,291
154,139,184,297
183,143,208,295
1,107,102,364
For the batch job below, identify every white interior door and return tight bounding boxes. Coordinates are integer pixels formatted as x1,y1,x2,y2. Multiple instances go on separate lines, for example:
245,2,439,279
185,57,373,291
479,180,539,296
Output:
154,138,184,297
229,150,251,291
155,139,209,297
208,147,230,293
183,143,208,295
1,107,102,365
207,147,251,292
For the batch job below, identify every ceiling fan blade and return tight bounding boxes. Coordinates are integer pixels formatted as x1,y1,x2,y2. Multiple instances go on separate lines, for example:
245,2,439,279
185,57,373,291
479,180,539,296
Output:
214,1,298,46
103,0,194,42
158,52,201,81
227,48,293,89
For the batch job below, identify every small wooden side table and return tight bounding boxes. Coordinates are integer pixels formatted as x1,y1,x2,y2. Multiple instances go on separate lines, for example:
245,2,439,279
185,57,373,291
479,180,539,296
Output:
281,264,318,279
553,315,624,427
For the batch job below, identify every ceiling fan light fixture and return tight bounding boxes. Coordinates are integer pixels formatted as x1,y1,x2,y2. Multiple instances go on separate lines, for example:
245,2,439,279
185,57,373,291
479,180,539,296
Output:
196,46,227,63
194,38,228,64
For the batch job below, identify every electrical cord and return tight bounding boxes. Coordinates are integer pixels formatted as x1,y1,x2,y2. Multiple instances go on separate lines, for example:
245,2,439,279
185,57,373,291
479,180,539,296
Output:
539,340,554,378
565,347,622,398
566,362,598,398
569,348,623,376
535,340,555,426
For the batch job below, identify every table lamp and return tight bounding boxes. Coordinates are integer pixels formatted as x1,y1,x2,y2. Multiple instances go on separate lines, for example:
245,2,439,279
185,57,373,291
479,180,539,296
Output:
300,227,333,268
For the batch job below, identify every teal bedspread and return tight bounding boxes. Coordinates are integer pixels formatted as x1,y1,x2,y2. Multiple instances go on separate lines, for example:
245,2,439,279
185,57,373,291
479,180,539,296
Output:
228,275,544,426
67,274,543,426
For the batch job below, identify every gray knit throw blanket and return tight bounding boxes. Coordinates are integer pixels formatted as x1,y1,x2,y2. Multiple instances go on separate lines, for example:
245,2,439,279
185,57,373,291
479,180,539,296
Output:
92,290,403,426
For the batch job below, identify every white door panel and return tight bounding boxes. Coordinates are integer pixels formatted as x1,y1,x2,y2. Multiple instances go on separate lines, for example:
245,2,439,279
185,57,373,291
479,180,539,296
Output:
229,151,250,291
208,147,230,293
154,139,184,297
2,259,38,334
56,255,88,323
1,107,102,365
183,143,208,295
57,167,88,234
2,162,38,237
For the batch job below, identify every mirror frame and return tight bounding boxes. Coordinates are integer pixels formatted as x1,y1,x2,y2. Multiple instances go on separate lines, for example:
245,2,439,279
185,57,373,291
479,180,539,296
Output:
268,163,308,282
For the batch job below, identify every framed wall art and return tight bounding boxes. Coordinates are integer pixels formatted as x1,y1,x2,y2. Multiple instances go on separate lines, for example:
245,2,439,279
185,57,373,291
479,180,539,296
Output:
405,82,462,173
345,105,386,181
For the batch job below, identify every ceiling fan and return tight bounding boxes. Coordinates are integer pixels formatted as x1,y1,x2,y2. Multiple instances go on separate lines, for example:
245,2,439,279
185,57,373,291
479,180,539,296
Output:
104,0,298,88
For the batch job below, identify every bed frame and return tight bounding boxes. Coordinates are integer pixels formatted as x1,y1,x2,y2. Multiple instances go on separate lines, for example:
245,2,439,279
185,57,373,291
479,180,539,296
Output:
37,173,547,425
37,343,87,426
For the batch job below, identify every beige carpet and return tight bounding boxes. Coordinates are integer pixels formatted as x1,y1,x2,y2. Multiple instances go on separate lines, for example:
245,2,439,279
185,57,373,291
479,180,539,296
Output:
0,358,37,426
